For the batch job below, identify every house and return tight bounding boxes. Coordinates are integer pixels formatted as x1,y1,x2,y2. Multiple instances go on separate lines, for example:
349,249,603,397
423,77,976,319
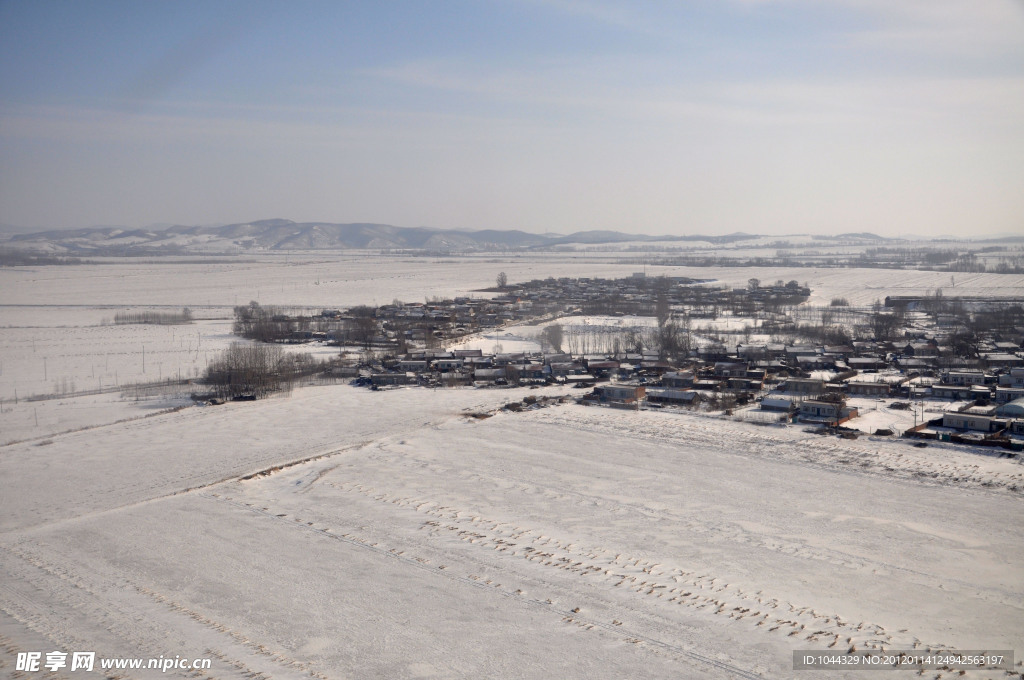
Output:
941,413,1004,433
796,355,830,370
585,360,620,378
593,384,645,404
785,346,818,361
745,368,767,385
903,342,938,357
848,357,888,371
398,359,428,372
639,360,676,375
799,400,857,423
473,367,507,383
995,387,1024,403
823,345,855,359
517,363,547,382
432,357,465,371
548,361,581,376
662,371,695,388
970,385,993,400
545,353,574,364
931,384,974,400
800,400,840,420
737,344,767,360
371,372,417,386
897,357,932,371
438,371,472,387
713,362,748,378
784,378,826,395
983,353,1024,368
646,388,700,406
846,381,891,397
727,377,763,391
693,379,724,391
998,368,1024,388
944,370,988,386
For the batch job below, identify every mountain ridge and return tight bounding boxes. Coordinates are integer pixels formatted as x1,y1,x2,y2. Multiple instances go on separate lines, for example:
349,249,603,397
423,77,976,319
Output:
5,219,772,254
2,219,886,255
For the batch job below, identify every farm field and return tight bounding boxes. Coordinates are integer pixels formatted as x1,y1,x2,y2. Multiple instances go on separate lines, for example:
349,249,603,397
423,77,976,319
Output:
1,254,1023,679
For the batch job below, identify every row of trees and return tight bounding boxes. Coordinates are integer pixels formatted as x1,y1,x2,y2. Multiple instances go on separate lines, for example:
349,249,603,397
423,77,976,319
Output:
536,317,693,361
111,308,193,325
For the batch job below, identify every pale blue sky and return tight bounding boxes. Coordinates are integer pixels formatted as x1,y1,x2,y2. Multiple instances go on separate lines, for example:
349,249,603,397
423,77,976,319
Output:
1,1,1022,236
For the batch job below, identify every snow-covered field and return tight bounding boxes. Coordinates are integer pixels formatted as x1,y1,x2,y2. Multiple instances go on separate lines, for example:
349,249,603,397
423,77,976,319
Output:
0,318,233,401
2,255,1023,679
0,255,647,309
1,387,1021,679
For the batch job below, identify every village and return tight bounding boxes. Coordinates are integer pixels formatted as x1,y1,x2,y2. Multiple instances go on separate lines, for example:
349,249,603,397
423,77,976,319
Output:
220,273,1024,453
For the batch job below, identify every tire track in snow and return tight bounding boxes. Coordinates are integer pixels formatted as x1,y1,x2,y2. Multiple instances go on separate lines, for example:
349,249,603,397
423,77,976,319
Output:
302,481,1014,679
200,492,767,680
317,442,1021,609
309,480,927,656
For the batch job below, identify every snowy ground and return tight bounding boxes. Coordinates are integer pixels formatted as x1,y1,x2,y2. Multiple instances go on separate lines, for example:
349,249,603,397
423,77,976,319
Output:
1,385,1021,679
449,316,661,355
450,327,544,354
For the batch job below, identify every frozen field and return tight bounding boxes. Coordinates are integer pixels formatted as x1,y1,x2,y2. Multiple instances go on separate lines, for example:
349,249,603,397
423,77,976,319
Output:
0,255,646,309
1,385,1021,679
4,254,1023,309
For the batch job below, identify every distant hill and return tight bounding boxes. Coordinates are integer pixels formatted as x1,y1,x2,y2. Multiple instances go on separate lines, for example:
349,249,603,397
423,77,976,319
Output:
2,219,766,255
812,232,892,241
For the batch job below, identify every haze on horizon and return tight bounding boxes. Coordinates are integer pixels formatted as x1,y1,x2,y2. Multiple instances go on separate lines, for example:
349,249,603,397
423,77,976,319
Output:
1,1,1022,239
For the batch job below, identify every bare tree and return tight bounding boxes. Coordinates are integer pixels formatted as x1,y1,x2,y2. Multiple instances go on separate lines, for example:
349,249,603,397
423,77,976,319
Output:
496,271,508,288
655,293,670,328
541,323,564,353
623,327,643,354
204,342,287,399
351,316,378,349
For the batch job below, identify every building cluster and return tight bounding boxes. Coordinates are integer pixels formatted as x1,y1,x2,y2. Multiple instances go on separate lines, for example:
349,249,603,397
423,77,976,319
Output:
344,329,1024,447
318,274,811,348
252,275,1024,449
